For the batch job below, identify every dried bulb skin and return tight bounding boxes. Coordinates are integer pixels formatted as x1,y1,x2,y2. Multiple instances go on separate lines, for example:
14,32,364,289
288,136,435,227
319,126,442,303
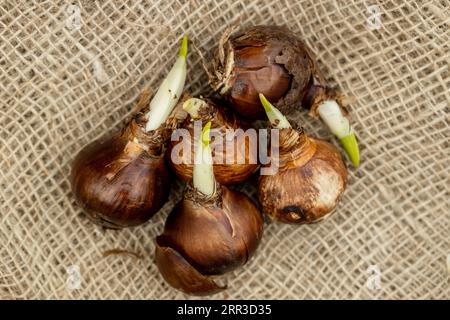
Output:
155,242,225,295
167,98,259,184
210,25,321,119
155,185,264,295
71,91,186,228
258,128,347,224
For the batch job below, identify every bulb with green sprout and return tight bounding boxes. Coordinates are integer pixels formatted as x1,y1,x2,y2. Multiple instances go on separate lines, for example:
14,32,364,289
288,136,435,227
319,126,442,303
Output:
167,96,260,185
71,36,188,228
156,121,264,295
208,25,360,166
258,94,348,224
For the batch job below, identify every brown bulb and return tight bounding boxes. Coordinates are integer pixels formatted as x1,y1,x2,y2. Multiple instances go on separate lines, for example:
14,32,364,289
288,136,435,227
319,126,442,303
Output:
167,97,259,185
210,25,322,120
258,128,347,224
155,184,264,295
71,91,185,228
209,26,361,167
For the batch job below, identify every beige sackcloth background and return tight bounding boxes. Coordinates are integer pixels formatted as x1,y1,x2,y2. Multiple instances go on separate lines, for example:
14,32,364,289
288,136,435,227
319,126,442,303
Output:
0,0,449,299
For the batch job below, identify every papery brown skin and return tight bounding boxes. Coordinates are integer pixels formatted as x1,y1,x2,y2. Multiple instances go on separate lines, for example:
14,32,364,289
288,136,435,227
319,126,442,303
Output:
155,240,225,296
258,129,347,224
70,90,184,229
210,25,327,120
155,185,264,295
167,98,259,185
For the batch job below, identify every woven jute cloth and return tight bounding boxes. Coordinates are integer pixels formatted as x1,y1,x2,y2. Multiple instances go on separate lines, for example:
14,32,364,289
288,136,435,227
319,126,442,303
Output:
1,0,449,299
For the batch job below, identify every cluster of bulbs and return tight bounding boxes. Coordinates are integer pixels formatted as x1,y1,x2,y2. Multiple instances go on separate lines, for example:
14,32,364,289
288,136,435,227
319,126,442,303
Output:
71,26,359,295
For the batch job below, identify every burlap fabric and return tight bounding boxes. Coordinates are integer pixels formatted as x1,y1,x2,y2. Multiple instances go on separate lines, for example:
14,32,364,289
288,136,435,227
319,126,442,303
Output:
0,0,448,299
